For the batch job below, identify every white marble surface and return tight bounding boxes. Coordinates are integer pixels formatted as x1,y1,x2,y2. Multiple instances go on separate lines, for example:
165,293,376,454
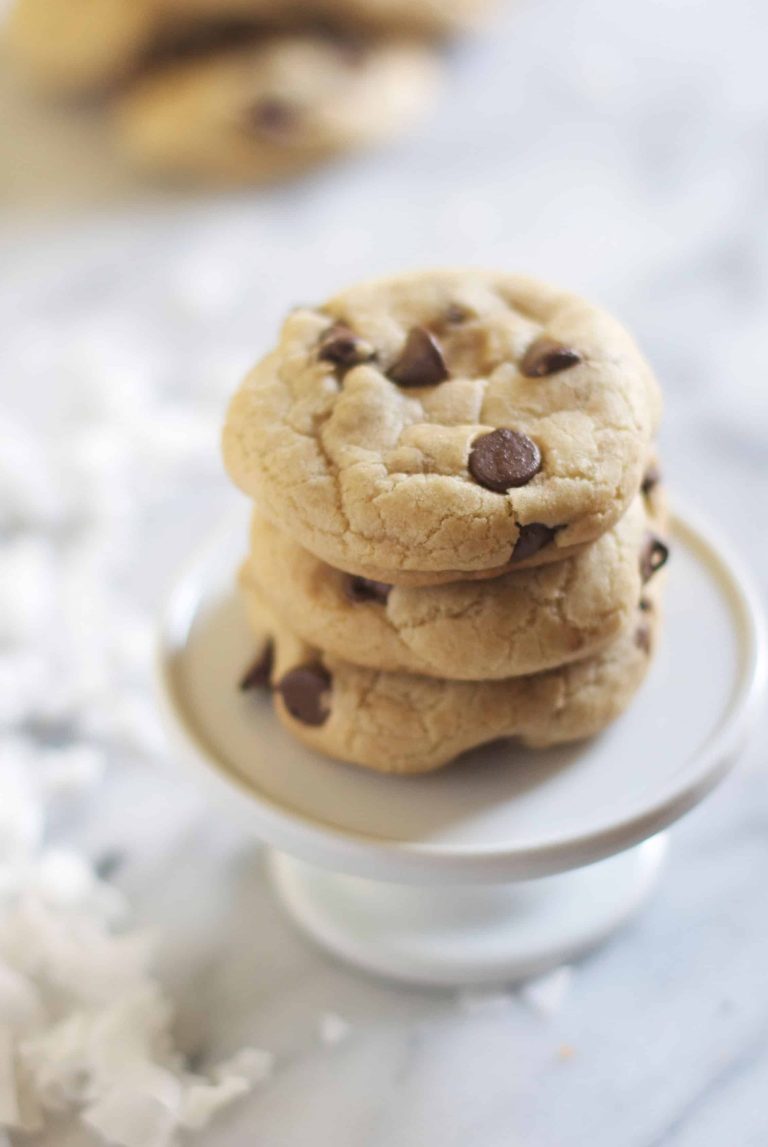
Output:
2,0,768,1142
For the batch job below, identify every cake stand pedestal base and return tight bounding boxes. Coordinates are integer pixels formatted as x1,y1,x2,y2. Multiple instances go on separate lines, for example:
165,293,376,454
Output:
269,835,668,986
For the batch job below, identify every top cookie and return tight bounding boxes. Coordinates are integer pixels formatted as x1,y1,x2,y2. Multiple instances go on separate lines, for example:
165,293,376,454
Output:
223,271,662,585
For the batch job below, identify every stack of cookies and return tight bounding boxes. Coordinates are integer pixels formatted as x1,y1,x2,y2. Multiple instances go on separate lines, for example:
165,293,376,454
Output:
6,0,494,183
223,270,669,774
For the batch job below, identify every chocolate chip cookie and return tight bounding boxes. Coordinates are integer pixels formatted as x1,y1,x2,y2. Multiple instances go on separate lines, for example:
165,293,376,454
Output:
240,582,663,774
223,271,662,585
113,35,441,182
240,491,668,680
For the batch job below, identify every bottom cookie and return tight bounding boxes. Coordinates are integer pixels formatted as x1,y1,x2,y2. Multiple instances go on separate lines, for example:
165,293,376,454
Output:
240,585,662,775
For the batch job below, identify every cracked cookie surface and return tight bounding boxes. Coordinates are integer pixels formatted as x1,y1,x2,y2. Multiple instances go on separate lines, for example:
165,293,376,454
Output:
223,270,662,584
114,35,440,182
241,492,667,680
240,581,663,774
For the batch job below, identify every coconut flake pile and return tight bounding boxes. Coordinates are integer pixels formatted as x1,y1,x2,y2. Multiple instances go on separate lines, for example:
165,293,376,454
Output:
0,260,274,1143
0,761,273,1143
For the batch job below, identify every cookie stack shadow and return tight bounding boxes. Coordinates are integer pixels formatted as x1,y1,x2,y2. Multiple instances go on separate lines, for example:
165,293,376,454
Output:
225,270,670,775
5,0,496,184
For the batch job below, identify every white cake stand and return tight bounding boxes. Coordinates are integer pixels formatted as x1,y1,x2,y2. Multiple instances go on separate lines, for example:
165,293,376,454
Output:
155,505,766,986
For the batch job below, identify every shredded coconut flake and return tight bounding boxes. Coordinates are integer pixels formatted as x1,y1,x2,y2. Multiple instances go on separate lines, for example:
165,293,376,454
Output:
518,967,573,1017
318,1012,351,1047
212,1047,275,1086
0,849,271,1144
0,289,272,1143
0,1027,21,1128
83,1067,184,1147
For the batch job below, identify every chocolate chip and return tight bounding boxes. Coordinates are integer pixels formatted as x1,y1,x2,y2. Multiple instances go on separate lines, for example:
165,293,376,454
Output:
468,428,542,492
635,623,652,654
641,463,661,496
511,522,556,563
329,32,368,66
520,337,582,378
247,98,301,136
639,596,653,612
640,535,670,583
318,323,374,372
445,303,469,324
239,641,274,691
277,664,331,726
389,327,449,388
345,575,392,604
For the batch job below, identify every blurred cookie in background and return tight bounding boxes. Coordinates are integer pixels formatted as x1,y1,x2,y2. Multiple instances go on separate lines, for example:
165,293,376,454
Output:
4,0,497,183
113,34,442,183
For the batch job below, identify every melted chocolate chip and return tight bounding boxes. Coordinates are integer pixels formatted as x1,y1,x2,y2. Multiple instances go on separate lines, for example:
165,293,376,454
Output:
635,623,652,654
511,522,556,563
445,303,469,324
277,664,331,726
468,429,542,492
247,97,301,136
318,322,374,371
330,33,368,65
640,535,670,583
345,575,392,604
641,463,661,496
239,641,274,691
520,337,582,378
389,327,449,388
